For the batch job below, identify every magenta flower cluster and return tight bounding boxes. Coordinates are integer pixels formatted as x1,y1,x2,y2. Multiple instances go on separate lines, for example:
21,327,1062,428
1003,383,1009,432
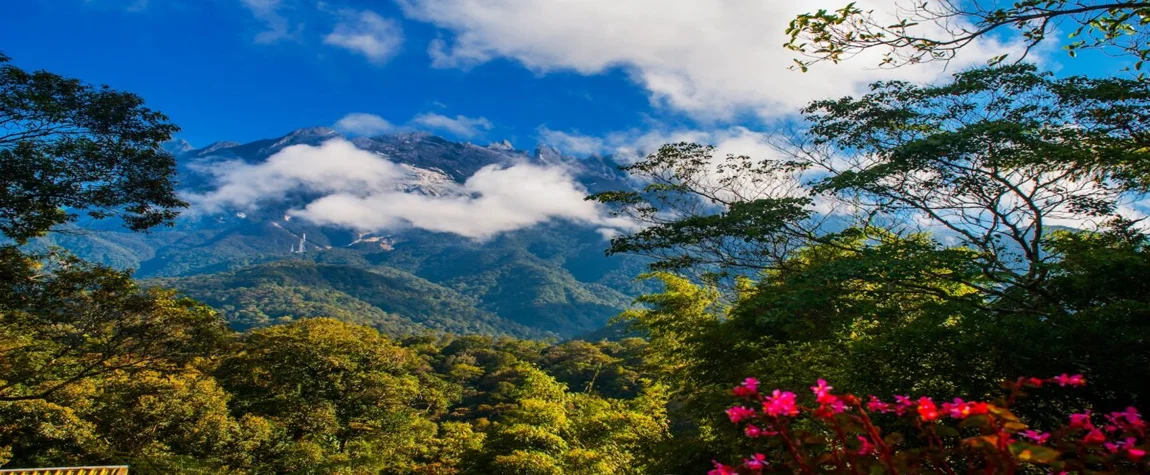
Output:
709,374,1148,474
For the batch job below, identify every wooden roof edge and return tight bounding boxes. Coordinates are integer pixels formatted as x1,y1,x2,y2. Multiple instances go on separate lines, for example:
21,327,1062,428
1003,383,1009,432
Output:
0,466,131,469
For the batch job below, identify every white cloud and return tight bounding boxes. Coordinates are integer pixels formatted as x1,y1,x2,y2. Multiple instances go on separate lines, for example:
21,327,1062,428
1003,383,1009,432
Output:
296,162,633,239
539,124,857,217
411,113,493,138
186,138,632,239
538,125,717,162
537,127,607,156
241,0,296,44
398,0,1031,120
324,9,405,64
333,111,496,139
335,112,395,136
185,139,408,214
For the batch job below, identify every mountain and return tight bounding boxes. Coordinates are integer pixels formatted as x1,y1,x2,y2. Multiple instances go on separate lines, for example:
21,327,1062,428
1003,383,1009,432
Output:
47,128,647,339
146,259,550,338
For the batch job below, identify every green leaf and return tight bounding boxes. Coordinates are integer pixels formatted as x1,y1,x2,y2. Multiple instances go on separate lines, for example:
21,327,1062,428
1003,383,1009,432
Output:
1010,442,1061,464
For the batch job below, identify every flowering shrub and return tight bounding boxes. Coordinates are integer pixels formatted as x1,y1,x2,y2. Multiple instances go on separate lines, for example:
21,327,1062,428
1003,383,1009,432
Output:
710,375,1148,474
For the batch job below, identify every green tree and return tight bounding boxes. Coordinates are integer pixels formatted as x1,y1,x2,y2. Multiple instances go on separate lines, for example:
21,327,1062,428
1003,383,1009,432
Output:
410,421,486,474
800,64,1150,295
215,318,446,474
0,53,238,472
594,65,1149,294
0,247,229,403
477,365,668,475
0,397,105,468
83,369,253,473
588,142,818,282
991,221,1150,410
785,0,1150,72
539,340,645,398
0,53,185,243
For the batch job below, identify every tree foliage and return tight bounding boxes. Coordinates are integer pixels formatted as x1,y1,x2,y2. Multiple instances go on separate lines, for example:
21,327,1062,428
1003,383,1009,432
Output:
0,53,185,243
785,0,1150,73
0,246,229,403
596,65,1149,295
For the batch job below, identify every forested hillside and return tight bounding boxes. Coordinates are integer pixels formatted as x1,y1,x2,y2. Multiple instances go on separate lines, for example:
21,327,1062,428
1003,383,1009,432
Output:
148,259,548,337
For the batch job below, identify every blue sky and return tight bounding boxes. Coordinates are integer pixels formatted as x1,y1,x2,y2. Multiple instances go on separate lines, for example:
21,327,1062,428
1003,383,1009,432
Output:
0,0,1123,153
1,0,658,148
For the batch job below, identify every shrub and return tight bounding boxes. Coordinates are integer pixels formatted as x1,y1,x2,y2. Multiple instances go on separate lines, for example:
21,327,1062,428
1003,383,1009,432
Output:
709,375,1147,474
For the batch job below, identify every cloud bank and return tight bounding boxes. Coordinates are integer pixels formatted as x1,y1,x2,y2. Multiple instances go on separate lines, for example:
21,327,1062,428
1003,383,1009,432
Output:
398,0,1029,120
186,138,631,239
334,112,494,139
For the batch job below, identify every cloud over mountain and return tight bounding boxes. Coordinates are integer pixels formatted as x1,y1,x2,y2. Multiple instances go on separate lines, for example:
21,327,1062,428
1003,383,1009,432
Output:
185,138,632,239
334,112,492,139
335,113,396,136
411,113,493,138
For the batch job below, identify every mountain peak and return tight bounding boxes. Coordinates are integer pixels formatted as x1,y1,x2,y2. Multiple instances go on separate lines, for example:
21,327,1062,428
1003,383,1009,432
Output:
163,138,194,155
258,127,343,156
200,141,241,153
286,126,339,138
487,139,514,151
389,131,434,143
533,144,565,164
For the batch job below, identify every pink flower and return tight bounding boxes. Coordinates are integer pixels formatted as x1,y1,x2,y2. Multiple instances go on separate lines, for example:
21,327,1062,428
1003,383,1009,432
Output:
857,435,876,456
1084,428,1107,445
812,399,846,419
726,406,756,424
1025,377,1044,387
1053,373,1086,387
866,396,892,413
811,379,835,404
1021,430,1050,444
744,453,768,471
917,397,941,421
745,424,763,438
1104,437,1138,454
938,398,990,419
763,390,799,417
1107,407,1146,432
1070,412,1094,430
734,377,760,398
1129,448,1147,462
941,398,969,419
708,461,737,475
894,395,915,415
